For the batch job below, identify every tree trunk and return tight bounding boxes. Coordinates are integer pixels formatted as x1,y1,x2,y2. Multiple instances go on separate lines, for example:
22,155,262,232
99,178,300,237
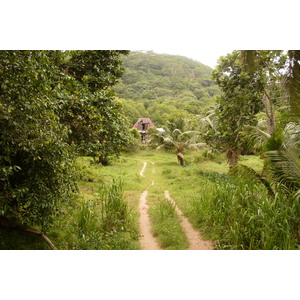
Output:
263,92,276,135
177,152,185,166
99,154,109,165
226,148,239,170
0,217,57,250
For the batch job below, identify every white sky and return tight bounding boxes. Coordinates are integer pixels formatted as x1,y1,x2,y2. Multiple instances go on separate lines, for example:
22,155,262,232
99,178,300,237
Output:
151,48,233,68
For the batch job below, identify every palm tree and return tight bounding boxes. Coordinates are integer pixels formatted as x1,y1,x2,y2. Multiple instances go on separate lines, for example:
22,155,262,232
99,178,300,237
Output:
239,50,300,121
239,50,300,193
265,122,300,192
242,116,271,155
150,118,206,166
243,120,300,193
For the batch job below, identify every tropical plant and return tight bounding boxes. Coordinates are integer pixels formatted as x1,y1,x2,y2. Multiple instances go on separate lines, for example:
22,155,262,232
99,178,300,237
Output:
0,51,76,226
212,51,264,169
150,117,206,165
265,122,300,192
242,115,271,155
238,50,300,198
239,50,299,124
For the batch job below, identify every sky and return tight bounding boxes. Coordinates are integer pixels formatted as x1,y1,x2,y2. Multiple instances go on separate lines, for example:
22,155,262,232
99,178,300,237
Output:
151,48,233,68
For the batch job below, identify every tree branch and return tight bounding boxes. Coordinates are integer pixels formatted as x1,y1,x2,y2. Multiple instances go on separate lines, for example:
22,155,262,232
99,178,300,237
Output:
0,217,57,250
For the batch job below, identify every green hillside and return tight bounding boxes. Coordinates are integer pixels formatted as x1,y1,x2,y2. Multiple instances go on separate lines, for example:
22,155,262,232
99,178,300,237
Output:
115,51,219,126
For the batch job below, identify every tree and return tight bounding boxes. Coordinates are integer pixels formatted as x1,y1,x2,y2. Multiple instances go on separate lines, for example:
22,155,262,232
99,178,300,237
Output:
265,122,300,192
240,50,300,122
238,50,300,188
114,51,219,123
57,50,130,164
212,51,264,169
239,50,286,135
150,117,206,165
0,50,130,248
283,50,300,121
0,51,76,237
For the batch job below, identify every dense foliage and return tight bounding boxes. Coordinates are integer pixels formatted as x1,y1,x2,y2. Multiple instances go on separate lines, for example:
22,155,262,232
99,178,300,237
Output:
211,51,265,168
2,49,300,250
0,50,129,234
115,51,220,126
0,51,75,230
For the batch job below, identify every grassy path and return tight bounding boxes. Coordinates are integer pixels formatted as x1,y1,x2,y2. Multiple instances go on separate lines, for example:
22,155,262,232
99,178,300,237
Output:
164,190,213,250
138,189,162,250
138,157,214,250
55,149,265,250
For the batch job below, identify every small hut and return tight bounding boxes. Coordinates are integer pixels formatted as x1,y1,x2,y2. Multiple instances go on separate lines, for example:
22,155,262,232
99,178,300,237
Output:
133,118,155,143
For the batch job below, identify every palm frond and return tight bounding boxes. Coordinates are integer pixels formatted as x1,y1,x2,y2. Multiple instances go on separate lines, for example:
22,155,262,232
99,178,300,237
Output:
283,122,300,149
186,142,208,151
238,164,275,197
243,125,270,153
200,113,219,133
266,148,300,191
264,131,284,152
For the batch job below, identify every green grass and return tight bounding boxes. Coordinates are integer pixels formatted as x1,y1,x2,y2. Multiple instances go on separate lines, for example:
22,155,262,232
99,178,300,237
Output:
148,191,189,250
46,156,149,250
6,147,296,250
188,177,300,249
124,149,300,250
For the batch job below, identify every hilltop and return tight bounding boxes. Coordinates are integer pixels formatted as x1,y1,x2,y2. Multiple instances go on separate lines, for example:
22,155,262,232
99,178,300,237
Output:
115,51,219,126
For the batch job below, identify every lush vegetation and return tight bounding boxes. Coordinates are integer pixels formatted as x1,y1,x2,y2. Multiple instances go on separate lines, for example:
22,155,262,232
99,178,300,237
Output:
0,50,131,248
115,51,220,126
1,50,300,250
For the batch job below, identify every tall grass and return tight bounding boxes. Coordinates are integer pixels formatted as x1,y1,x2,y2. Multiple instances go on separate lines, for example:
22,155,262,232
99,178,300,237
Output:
75,179,139,250
99,180,130,233
189,172,300,249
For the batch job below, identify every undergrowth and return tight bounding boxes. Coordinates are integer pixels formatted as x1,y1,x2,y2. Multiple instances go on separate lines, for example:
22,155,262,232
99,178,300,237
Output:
74,180,139,250
189,172,300,250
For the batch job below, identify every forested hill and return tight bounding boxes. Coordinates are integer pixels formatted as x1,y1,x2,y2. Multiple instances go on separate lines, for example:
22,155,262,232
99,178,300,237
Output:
115,51,220,126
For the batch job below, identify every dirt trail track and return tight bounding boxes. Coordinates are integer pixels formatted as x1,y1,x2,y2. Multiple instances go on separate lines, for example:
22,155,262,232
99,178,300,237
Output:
138,161,213,250
138,189,162,250
164,190,213,250
140,162,147,177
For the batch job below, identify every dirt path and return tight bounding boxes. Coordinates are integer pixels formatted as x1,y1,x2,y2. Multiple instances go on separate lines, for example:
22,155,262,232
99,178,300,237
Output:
138,190,162,250
138,163,162,250
164,190,214,250
140,162,147,177
138,161,213,250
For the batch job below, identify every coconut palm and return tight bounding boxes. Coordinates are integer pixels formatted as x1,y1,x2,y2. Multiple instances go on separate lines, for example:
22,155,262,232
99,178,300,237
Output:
265,123,300,192
239,50,300,193
242,115,271,155
243,120,300,192
239,50,300,120
150,118,206,166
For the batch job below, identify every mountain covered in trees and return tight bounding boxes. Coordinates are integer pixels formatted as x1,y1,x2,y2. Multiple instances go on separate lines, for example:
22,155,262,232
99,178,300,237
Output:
116,51,220,126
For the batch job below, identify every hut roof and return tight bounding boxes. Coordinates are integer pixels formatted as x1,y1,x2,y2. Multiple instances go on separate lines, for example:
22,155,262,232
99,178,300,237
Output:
133,118,155,131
